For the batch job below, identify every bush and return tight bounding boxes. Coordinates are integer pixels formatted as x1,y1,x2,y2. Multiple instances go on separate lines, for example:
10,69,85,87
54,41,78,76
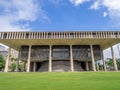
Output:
0,54,5,71
9,63,16,72
18,63,24,71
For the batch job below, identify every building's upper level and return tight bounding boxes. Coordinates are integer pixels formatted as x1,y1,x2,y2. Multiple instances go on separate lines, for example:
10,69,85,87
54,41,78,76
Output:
0,31,120,39
0,31,120,50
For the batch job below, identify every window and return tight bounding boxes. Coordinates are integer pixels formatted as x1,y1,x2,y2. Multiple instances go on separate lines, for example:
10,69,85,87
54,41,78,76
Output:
3,33,7,39
70,33,74,38
52,46,69,60
26,33,29,39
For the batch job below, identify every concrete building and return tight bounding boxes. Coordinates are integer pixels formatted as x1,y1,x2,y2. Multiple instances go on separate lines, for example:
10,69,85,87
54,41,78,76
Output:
0,31,119,72
0,45,18,60
0,45,7,60
0,44,18,71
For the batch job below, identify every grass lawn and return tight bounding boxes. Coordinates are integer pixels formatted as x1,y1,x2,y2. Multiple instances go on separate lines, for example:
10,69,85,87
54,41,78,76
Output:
0,72,120,90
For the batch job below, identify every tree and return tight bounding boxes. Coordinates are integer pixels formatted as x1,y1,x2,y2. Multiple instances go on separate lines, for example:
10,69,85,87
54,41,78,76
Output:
0,54,5,71
9,63,16,71
116,58,120,70
106,58,120,70
9,56,17,72
18,63,24,71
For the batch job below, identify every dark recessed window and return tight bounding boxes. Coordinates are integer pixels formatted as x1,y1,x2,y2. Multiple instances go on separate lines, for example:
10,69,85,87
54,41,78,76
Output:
70,32,73,38
26,33,29,39
3,33,7,39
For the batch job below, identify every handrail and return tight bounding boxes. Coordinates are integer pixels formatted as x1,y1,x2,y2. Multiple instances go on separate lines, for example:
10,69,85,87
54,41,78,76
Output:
0,31,120,39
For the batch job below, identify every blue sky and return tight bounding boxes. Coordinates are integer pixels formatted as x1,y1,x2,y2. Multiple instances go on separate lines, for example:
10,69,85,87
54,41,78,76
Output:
0,0,120,31
0,0,120,59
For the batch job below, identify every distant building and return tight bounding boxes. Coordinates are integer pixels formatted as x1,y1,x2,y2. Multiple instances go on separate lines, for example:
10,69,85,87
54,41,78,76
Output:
0,45,18,60
0,45,7,60
10,48,18,59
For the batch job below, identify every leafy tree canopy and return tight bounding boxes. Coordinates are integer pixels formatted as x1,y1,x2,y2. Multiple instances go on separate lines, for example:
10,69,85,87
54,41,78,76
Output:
106,58,120,70
0,54,5,70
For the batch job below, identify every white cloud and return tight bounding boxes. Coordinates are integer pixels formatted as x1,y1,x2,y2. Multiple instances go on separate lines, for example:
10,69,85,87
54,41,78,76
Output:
0,15,30,31
103,0,120,18
103,12,108,17
89,0,101,10
69,0,90,6
70,0,120,20
90,0,120,18
89,0,120,27
0,0,48,31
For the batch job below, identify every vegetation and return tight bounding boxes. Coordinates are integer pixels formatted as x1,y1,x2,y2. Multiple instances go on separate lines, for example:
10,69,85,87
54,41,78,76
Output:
9,62,16,71
8,54,24,72
8,56,17,72
117,58,120,70
0,72,120,90
0,54,5,71
106,58,120,70
18,63,24,71
98,62,104,70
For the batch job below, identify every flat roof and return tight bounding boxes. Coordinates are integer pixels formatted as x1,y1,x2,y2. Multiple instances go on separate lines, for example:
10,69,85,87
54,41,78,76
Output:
0,31,120,50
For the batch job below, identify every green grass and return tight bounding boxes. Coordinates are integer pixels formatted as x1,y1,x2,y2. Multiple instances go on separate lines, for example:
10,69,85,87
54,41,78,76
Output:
0,72,120,90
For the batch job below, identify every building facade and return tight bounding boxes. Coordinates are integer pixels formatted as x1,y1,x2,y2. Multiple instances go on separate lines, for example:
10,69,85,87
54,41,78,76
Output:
0,45,7,60
0,31,119,72
0,45,18,62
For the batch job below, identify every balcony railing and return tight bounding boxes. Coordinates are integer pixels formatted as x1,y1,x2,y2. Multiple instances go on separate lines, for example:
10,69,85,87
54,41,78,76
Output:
0,31,120,39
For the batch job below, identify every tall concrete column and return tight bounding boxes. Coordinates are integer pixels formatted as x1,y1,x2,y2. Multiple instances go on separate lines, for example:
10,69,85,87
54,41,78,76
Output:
4,48,11,72
49,45,52,72
15,50,20,72
111,46,118,71
33,62,36,72
26,45,31,72
90,45,96,71
70,45,74,72
101,50,107,71
86,61,89,71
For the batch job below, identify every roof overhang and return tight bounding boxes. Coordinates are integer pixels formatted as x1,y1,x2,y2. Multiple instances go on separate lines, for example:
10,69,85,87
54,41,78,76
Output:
0,38,119,50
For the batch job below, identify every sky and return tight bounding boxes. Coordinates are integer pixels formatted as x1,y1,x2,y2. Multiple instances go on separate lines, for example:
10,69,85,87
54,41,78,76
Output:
0,0,120,59
0,0,120,31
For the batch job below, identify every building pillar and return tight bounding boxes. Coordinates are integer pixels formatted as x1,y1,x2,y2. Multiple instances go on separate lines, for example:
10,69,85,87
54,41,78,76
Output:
101,51,107,71
49,45,52,72
70,45,74,72
111,46,118,71
86,61,89,71
33,62,36,72
26,45,31,72
4,48,11,72
90,45,96,71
